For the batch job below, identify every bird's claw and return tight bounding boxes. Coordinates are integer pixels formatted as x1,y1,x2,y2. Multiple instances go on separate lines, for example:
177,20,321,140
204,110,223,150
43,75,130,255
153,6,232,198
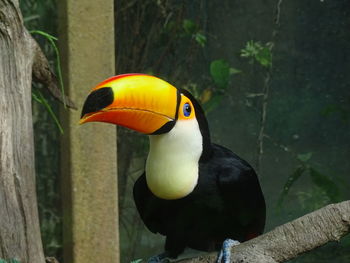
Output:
216,239,240,263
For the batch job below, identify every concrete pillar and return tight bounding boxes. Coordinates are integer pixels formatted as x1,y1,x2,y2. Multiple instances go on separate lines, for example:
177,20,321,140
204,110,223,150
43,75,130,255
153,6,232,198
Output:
58,0,119,262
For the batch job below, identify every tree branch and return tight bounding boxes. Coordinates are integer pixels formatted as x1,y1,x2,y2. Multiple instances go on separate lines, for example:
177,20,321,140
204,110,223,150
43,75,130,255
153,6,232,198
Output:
178,200,350,263
32,40,77,109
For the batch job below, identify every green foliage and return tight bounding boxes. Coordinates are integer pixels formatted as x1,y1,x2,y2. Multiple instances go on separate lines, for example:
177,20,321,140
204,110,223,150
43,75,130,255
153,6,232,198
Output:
192,59,240,113
210,59,230,89
182,19,207,47
210,59,240,89
309,168,342,203
241,40,273,68
277,152,343,212
296,186,333,212
21,0,56,31
297,152,313,162
277,166,306,210
182,19,197,34
321,104,349,123
32,88,64,134
194,32,207,48
0,260,20,263
181,58,240,113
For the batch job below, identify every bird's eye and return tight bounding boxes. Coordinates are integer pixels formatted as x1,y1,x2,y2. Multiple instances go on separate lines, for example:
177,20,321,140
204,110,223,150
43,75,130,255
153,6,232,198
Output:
183,103,191,117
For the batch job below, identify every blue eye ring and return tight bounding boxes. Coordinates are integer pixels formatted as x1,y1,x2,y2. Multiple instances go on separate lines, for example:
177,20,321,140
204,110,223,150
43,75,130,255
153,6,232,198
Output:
183,102,191,117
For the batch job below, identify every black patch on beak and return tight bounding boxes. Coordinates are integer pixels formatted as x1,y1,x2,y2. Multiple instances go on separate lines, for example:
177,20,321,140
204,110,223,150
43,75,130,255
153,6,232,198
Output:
81,87,114,118
151,120,176,135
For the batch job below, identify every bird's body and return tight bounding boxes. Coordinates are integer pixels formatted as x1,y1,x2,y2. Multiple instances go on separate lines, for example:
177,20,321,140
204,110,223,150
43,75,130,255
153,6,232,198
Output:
80,74,266,262
134,143,265,258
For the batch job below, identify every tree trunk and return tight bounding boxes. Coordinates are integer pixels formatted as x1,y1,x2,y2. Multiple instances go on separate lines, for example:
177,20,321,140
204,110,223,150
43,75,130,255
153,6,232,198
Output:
0,1,63,262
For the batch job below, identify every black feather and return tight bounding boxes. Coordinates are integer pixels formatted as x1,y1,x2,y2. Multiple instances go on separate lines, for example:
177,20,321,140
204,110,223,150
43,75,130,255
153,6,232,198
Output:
133,144,265,258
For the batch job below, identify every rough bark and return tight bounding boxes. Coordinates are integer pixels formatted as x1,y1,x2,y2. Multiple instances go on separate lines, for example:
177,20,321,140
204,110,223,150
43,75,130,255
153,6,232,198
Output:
0,0,69,262
179,200,350,263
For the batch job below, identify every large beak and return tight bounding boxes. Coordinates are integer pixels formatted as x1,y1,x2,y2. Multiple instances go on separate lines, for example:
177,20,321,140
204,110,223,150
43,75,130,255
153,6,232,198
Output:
80,74,179,134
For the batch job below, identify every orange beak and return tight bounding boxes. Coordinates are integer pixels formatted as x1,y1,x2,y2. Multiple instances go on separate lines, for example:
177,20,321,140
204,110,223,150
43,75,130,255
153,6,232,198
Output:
80,74,179,134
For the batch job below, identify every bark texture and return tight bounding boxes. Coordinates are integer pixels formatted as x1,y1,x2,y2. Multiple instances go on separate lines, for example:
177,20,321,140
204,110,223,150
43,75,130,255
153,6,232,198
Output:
179,200,350,263
0,0,68,262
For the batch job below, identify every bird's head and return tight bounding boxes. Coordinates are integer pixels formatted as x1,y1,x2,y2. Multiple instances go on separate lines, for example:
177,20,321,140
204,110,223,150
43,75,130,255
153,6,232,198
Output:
80,73,211,161
80,74,194,133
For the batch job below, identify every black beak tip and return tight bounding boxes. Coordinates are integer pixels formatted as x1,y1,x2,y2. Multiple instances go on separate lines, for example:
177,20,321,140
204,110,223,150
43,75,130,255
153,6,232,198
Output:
80,87,114,118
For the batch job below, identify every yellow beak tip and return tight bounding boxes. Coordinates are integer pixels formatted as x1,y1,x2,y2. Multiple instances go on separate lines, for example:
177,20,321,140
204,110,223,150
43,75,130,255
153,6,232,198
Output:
79,118,86,125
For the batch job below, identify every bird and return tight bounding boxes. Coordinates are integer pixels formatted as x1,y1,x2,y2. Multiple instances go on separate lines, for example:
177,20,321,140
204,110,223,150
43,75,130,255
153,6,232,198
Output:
80,73,266,263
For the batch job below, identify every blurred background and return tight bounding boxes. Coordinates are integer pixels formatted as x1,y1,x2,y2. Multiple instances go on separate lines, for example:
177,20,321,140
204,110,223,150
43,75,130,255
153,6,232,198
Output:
23,0,350,262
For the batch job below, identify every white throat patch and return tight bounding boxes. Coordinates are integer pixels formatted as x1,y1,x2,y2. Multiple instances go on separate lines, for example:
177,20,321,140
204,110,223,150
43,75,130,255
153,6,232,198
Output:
146,118,203,200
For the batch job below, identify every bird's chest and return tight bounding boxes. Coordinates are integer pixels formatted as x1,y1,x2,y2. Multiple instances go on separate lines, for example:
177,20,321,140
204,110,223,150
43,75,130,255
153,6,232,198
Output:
146,151,199,200
145,123,203,200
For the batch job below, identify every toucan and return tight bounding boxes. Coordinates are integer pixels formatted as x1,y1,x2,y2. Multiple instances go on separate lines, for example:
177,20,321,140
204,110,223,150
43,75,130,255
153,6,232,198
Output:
80,74,266,263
